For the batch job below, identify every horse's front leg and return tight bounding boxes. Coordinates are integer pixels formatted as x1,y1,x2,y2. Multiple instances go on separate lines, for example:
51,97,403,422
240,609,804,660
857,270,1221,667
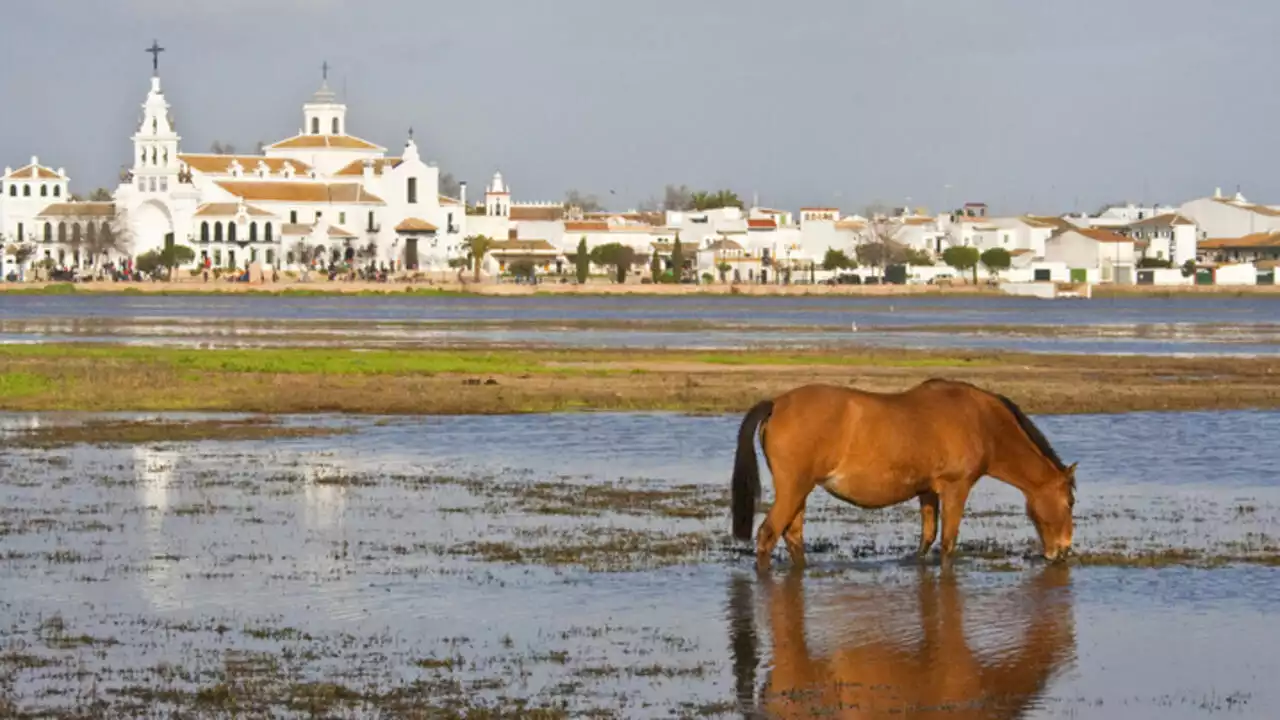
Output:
917,491,940,558
939,477,977,562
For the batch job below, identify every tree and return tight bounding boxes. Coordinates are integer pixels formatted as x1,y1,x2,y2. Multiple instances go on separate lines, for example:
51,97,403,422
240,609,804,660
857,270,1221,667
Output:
574,237,590,284
589,242,638,284
854,216,906,277
508,259,536,280
663,184,694,212
1181,258,1197,278
84,208,130,268
649,251,662,283
670,235,684,282
4,242,37,281
980,247,1012,280
134,250,163,277
439,172,462,200
564,189,604,213
87,188,113,202
821,248,853,271
942,246,981,284
688,189,744,211
901,248,935,266
717,262,732,283
209,141,237,155
159,244,196,280
463,235,495,283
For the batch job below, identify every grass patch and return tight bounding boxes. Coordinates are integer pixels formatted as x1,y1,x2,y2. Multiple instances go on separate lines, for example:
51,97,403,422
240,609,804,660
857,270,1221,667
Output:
0,372,55,399
2,417,348,449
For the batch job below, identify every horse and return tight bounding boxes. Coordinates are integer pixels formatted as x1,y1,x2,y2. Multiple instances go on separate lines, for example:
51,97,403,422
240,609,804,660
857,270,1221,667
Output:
728,564,1077,718
730,379,1076,568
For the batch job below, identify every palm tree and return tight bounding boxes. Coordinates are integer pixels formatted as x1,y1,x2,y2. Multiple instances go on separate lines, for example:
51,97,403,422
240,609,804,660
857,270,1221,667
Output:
463,234,496,283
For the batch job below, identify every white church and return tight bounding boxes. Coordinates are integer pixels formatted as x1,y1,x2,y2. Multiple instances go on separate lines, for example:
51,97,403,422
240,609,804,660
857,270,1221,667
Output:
2,49,468,275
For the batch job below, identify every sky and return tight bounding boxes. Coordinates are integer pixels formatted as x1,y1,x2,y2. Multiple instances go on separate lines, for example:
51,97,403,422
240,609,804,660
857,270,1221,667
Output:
4,0,1279,216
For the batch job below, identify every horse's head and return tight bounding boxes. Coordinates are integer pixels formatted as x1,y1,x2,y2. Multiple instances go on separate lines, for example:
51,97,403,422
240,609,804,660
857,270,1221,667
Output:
1027,462,1076,562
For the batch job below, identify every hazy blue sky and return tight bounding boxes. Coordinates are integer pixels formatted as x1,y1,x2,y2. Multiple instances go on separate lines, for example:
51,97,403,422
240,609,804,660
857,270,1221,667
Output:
4,0,1278,215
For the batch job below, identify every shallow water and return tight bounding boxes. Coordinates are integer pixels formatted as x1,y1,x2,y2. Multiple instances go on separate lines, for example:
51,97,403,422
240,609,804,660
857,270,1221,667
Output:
1,410,1278,717
2,294,1280,355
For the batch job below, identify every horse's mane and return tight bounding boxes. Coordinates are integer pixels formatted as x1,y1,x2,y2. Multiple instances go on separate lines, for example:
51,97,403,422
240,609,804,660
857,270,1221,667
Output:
992,392,1068,474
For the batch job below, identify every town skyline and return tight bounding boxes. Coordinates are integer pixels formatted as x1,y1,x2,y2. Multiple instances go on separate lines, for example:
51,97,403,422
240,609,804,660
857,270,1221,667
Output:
4,0,1279,215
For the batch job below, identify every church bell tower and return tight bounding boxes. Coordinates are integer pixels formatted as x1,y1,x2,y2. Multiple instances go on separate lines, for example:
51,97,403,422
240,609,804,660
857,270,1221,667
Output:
304,61,348,136
130,40,181,196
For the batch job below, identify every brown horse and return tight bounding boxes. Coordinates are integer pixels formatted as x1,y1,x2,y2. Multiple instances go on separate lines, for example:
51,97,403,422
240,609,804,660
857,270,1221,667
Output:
729,565,1077,718
731,379,1076,567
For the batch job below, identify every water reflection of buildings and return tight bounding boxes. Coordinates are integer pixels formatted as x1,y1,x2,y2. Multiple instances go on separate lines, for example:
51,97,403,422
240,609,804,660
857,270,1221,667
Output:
134,446,183,611
730,567,1077,719
302,461,350,532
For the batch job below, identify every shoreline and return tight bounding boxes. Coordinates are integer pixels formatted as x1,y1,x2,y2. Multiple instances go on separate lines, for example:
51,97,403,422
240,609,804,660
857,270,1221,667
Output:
3,279,1279,298
2,343,1278,417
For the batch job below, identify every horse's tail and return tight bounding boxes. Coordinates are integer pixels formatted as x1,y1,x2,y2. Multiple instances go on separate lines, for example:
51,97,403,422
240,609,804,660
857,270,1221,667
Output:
732,399,775,541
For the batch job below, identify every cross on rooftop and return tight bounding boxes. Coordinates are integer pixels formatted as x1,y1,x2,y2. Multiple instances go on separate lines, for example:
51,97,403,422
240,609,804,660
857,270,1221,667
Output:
146,40,164,75
322,60,330,81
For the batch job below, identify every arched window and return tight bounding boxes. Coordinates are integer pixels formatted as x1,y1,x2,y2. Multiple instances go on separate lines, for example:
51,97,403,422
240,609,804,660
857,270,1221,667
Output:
100,222,110,240
7,185,14,196
53,186,60,197
72,223,82,245
249,222,258,242
407,177,418,204
264,223,273,243
57,222,66,243
229,223,237,243
311,117,320,135
201,222,209,243
214,222,224,243
331,118,340,134
43,223,52,243
40,185,48,197
23,184,31,197
87,222,97,245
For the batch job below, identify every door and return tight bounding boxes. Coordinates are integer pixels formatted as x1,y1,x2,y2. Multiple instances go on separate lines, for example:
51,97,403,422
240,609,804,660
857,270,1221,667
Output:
404,237,419,270
1069,268,1087,283
1033,268,1051,282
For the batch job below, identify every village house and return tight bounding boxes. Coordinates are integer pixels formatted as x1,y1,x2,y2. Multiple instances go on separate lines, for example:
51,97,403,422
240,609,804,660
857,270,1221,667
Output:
1044,227,1140,283
1121,213,1198,266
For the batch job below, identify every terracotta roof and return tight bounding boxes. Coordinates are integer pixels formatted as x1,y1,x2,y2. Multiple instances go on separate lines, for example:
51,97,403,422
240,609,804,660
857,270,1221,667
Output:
755,208,786,214
333,157,401,177
1010,249,1035,256
267,134,384,151
1126,213,1196,229
193,202,275,218
835,219,867,231
1212,197,1280,217
438,195,461,206
491,239,557,252
179,154,313,176
327,225,357,239
748,218,777,229
1053,228,1133,244
510,205,565,222
1023,215,1075,231
800,207,838,212
706,239,745,252
5,163,63,180
395,217,438,233
1199,232,1280,250
564,221,610,232
901,217,935,226
34,202,114,218
282,223,315,236
215,181,385,205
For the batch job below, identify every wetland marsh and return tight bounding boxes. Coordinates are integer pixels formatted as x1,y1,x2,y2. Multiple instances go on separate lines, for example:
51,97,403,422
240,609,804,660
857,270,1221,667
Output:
1,410,1278,717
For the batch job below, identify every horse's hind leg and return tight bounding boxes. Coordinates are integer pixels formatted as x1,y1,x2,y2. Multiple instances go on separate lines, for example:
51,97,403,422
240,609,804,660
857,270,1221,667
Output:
756,475,812,571
783,503,808,568
917,491,940,558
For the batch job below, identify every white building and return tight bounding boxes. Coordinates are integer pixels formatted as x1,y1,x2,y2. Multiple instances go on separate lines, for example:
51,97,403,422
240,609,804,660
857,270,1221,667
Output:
4,55,468,278
1044,227,1139,283
1122,213,1197,266
1179,188,1280,240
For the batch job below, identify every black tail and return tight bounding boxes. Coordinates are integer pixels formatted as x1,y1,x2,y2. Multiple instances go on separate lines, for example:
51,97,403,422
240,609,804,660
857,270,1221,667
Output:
732,399,774,541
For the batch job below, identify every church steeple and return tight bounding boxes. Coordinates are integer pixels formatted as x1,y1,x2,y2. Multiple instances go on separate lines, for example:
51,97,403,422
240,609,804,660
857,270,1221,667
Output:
130,40,180,195
304,60,347,136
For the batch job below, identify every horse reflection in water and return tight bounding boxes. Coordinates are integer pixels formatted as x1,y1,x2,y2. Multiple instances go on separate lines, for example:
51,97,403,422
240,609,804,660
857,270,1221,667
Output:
729,566,1076,718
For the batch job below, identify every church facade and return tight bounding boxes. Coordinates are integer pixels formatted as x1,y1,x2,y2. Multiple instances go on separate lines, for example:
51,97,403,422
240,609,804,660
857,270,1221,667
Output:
2,59,468,275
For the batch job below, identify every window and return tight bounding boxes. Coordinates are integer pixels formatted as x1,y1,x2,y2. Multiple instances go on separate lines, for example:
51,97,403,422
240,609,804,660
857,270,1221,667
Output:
311,117,320,135
266,249,275,265
17,223,23,242
228,223,237,243
201,222,209,243
160,177,168,192
7,185,13,196
331,118,340,134
87,222,96,245
43,223,51,243
215,223,224,243
265,223,273,243
250,223,258,242
214,249,222,266
339,212,346,224
407,177,418,204
23,184,30,197
315,211,322,221
250,248,258,263
367,211,374,231
72,224,81,245
53,186,60,197
447,212,453,231
40,185,47,197
289,210,298,224
148,177,156,192
58,223,66,243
